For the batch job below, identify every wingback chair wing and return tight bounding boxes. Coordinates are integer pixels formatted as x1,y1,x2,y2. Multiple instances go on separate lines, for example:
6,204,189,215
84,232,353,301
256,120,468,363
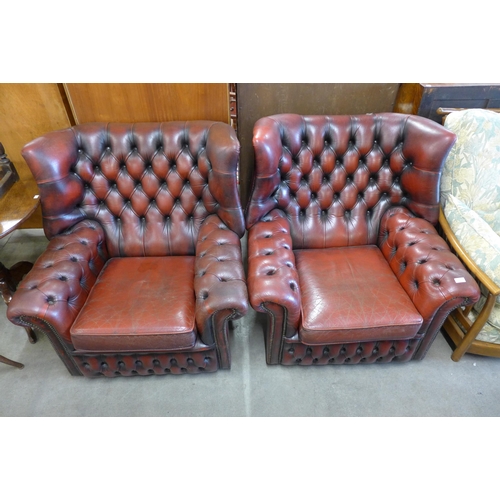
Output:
439,108,500,360
7,121,248,377
245,113,481,365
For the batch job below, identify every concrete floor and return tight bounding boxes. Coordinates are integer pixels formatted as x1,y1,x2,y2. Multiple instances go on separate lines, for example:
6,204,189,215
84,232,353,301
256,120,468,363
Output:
1,228,500,417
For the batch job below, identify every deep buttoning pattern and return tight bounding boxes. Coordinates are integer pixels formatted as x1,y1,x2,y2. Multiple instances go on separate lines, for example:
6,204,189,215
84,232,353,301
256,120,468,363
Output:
24,121,244,257
246,113,455,248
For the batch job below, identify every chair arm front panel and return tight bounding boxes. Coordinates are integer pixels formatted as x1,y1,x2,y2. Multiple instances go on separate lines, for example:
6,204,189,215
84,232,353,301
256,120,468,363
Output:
378,207,480,330
194,214,248,346
247,209,301,331
7,220,108,344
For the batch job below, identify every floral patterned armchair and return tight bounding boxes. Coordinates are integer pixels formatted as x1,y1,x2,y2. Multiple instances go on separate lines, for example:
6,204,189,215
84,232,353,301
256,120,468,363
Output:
440,108,500,360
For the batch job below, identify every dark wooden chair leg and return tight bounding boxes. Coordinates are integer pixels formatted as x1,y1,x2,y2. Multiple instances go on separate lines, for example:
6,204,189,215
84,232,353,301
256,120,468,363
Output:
0,354,24,369
0,261,16,304
24,326,37,343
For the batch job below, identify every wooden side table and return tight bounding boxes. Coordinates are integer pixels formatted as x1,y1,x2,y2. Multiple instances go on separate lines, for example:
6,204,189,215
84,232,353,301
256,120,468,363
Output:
0,178,40,369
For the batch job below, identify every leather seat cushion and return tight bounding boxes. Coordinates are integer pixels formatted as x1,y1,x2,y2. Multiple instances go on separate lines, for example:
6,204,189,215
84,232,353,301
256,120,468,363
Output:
295,246,423,344
71,256,196,351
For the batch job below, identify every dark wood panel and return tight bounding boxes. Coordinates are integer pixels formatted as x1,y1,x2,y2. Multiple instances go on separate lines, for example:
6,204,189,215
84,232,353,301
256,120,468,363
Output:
64,83,230,124
237,83,400,207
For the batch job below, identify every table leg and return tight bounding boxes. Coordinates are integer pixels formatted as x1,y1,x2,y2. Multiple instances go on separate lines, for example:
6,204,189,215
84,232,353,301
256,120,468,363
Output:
0,260,38,343
0,354,24,369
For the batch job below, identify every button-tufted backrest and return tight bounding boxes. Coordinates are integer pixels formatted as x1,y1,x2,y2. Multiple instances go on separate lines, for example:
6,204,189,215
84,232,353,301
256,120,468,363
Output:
245,113,457,248
22,121,244,257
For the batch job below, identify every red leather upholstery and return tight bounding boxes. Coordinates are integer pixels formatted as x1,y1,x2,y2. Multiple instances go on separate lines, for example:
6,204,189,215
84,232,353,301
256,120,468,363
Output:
23,122,244,251
70,257,197,352
296,246,423,343
247,209,301,333
194,214,248,350
7,220,108,344
247,113,452,244
8,121,248,377
246,113,481,365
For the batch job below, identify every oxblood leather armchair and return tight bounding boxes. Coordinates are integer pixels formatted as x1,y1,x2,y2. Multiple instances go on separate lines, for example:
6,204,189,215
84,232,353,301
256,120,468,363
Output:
7,121,248,377
246,113,481,365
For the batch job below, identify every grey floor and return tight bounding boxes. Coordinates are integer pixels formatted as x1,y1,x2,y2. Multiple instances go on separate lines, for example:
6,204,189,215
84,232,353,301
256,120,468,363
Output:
1,228,500,417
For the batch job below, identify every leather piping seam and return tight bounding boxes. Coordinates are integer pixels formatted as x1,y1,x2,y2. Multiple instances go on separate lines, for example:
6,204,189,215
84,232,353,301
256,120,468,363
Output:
413,296,472,359
16,315,81,373
212,308,238,368
72,346,213,356
262,303,277,364
262,302,287,364
418,296,472,337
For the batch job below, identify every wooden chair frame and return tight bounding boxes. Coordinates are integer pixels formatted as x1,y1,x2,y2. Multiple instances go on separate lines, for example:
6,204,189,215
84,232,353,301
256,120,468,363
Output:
439,207,500,361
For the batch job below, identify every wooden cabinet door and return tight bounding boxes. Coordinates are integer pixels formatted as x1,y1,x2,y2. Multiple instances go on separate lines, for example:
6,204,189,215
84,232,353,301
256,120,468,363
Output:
63,83,230,124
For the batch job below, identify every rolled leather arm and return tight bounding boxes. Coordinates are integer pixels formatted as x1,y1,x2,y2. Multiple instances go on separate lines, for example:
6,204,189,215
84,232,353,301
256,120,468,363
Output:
378,207,481,332
247,209,301,331
194,214,248,345
7,220,108,345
